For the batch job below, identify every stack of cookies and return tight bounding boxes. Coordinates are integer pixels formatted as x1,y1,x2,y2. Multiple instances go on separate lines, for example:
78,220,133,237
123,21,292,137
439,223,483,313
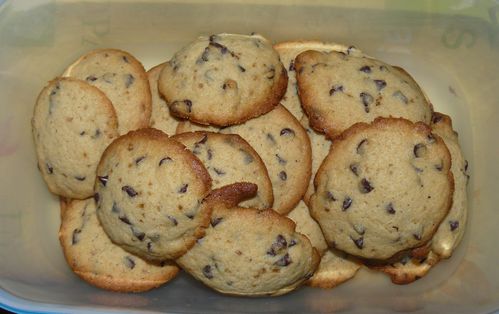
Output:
31,33,469,295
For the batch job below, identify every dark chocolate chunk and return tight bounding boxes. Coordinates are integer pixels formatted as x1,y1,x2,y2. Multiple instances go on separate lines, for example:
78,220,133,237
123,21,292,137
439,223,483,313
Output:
209,41,228,54
274,253,292,266
159,157,172,166
74,176,86,181
278,171,287,181
280,128,295,137
197,134,208,144
211,217,223,227
449,220,459,231
329,84,343,96
350,163,359,176
122,185,138,197
325,191,337,201
202,265,213,279
359,66,371,73
359,178,374,193
98,175,108,186
238,65,246,72
413,143,427,158
357,139,367,154
393,90,408,104
275,154,287,165
135,156,146,165
132,227,145,241
85,75,97,82
167,215,178,226
267,234,287,256
359,92,374,113
178,184,188,193
386,202,396,214
185,214,194,220
435,161,443,171
46,163,54,174
124,256,136,269
351,236,364,249
119,215,131,225
342,197,352,211
213,168,226,176
122,56,129,63
432,113,443,124
72,228,81,245
125,74,135,88
374,79,387,91
79,131,86,136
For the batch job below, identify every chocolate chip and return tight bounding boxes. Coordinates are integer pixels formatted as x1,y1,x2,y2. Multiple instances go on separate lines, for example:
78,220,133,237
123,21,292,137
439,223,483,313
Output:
347,45,356,55
449,220,459,231
266,133,276,144
329,84,343,96
274,253,292,266
278,171,287,181
280,128,295,137
122,185,138,197
413,233,422,240
393,90,408,104
289,60,295,72
74,176,86,181
72,228,81,245
167,215,178,226
202,265,213,279
125,74,135,88
288,239,297,247
342,197,352,211
213,168,226,176
351,236,364,249
79,131,86,136
350,163,359,176
159,157,172,166
414,143,427,158
427,133,436,144
240,149,254,164
275,154,287,165
359,92,374,113
196,134,208,144
386,202,396,214
147,242,153,252
267,234,287,256
211,217,223,227
374,79,387,91
359,66,371,73
400,255,410,265
46,163,54,174
209,34,217,42
119,215,131,225
207,149,213,160
185,214,194,220
325,191,337,201
132,227,145,241
432,113,443,124
464,160,469,172
122,56,129,63
97,175,108,186
135,156,146,165
124,256,136,269
353,224,365,235
91,129,101,139
85,75,97,82
238,65,246,72
435,161,443,171
359,178,374,193
178,184,188,193
209,41,228,54
93,193,100,203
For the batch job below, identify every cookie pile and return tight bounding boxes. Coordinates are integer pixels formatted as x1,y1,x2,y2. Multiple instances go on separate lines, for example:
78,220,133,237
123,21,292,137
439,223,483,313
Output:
32,33,469,295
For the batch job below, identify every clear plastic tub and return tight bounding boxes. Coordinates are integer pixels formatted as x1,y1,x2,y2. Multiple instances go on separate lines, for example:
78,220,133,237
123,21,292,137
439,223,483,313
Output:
0,0,498,313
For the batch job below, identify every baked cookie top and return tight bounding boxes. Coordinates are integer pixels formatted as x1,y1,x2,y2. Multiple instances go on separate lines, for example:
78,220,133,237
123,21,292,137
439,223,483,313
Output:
158,33,287,126
63,48,151,134
59,198,179,292
176,183,320,296
310,118,453,260
295,50,433,138
172,131,273,209
32,77,119,199
221,105,312,214
274,40,363,120
148,62,180,135
95,128,212,261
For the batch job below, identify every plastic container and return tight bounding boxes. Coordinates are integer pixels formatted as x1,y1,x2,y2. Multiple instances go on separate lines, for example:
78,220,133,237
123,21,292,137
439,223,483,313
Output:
0,0,498,313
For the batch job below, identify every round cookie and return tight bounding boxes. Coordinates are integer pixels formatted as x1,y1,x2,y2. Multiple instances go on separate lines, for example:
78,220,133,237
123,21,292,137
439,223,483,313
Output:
176,183,320,296
148,62,180,135
274,40,363,120
63,48,152,134
172,131,273,209
221,105,312,214
295,49,433,139
158,33,287,126
286,201,360,288
300,115,332,206
95,128,212,261
59,198,179,292
310,118,454,260
430,112,469,258
32,77,119,199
